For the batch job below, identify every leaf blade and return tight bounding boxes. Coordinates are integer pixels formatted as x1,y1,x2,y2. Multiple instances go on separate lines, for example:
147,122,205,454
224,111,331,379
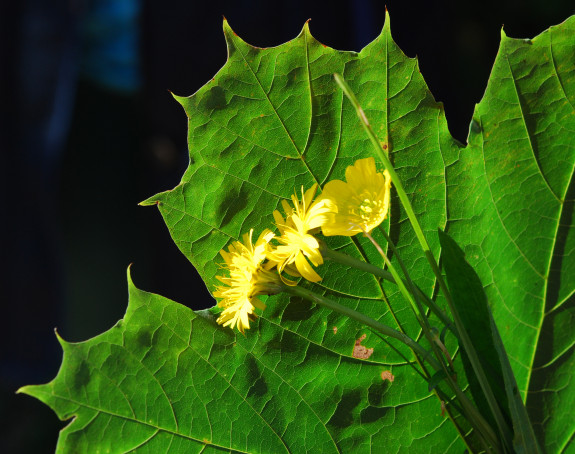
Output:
445,16,575,451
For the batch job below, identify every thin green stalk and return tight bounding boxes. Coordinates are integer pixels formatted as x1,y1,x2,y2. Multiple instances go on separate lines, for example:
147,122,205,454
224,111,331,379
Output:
283,283,501,452
448,379,502,453
368,229,434,326
368,327,462,418
350,235,408,337
372,323,478,454
319,241,488,449
366,230,459,372
285,285,496,447
320,242,457,339
362,230,426,327
320,242,393,282
281,284,442,372
361,231,492,444
377,226,421,309
377,226,457,371
368,329,429,382
333,72,453,309
334,73,513,452
322,243,477,448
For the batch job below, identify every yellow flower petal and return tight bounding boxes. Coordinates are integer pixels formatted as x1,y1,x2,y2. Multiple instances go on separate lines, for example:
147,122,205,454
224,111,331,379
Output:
295,253,322,282
267,185,329,283
320,157,391,236
214,229,280,333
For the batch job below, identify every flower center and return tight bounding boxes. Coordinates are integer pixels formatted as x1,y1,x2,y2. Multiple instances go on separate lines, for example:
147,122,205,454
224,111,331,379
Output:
345,191,388,233
358,194,384,220
360,198,374,216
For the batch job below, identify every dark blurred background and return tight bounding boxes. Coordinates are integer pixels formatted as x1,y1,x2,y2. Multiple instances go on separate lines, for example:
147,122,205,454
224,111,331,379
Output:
1,0,573,451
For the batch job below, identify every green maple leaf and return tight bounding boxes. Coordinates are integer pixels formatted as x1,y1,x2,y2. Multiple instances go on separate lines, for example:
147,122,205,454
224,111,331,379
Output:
444,20,575,452
20,12,574,452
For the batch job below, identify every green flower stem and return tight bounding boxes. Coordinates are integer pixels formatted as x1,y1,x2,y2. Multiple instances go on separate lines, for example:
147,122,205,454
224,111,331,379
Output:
319,244,483,449
334,73,511,451
320,242,456,337
359,231,502,450
362,230,468,413
333,73,453,309
447,377,502,454
367,328,476,453
377,226,420,306
282,283,501,452
280,284,442,372
319,243,478,448
368,328,429,382
320,242,394,281
361,230,457,377
362,230,426,326
375,226,457,368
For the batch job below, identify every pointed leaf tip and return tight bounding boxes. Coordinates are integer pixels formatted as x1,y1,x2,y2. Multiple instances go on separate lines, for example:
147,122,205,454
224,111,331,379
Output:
15,385,27,395
139,194,161,207
119,265,140,325
300,19,313,39
54,327,67,347
16,384,41,398
127,264,136,290
170,91,188,106
222,18,238,42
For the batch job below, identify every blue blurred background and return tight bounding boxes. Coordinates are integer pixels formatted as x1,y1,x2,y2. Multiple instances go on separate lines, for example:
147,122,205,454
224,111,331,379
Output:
1,0,573,451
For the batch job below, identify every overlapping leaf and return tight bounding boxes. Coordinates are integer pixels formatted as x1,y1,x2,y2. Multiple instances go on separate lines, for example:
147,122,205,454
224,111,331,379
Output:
443,19,575,452
21,13,575,453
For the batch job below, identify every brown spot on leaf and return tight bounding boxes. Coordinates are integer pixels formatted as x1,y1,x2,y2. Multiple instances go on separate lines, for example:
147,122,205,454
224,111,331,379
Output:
380,370,394,382
352,334,373,359
333,326,338,334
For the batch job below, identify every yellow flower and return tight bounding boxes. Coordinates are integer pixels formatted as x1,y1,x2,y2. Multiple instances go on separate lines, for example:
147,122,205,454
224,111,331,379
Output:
214,229,281,333
320,157,391,236
266,184,330,284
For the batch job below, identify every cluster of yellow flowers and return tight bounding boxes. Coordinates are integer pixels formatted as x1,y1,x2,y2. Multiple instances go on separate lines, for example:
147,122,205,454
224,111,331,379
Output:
214,157,392,333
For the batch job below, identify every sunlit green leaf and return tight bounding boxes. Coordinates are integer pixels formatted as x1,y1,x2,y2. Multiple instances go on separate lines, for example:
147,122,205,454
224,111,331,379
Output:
443,18,575,452
22,12,575,453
